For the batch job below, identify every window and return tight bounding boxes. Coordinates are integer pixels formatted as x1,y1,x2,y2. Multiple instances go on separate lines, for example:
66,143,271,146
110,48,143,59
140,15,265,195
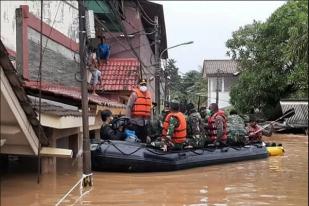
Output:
224,76,237,92
211,77,222,92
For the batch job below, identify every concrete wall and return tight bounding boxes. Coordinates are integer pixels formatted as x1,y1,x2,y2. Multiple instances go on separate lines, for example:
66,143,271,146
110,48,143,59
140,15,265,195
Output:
94,1,157,100
0,0,79,52
28,28,80,87
207,76,237,109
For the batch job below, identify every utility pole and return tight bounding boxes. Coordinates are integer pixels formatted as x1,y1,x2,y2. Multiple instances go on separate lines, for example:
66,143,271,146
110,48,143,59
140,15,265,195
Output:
216,69,220,106
164,70,168,104
154,16,160,117
78,0,92,187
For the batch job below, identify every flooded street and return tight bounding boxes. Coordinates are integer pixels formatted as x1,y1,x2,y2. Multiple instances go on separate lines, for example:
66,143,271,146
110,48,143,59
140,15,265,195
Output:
1,134,308,206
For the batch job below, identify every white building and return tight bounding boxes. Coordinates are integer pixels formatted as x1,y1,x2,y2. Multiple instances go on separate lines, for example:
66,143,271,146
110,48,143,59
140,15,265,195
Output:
202,60,239,109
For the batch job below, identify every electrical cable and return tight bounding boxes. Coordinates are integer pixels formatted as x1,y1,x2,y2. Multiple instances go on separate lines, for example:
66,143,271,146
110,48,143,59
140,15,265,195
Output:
136,0,156,25
96,0,155,78
41,1,63,56
37,0,44,185
105,0,157,78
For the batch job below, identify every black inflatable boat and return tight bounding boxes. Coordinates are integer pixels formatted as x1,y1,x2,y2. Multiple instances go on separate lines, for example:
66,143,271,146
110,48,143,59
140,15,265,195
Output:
90,140,269,172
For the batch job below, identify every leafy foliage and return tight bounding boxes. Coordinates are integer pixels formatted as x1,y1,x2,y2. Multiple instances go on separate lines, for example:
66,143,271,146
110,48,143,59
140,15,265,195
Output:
226,1,308,118
165,59,207,107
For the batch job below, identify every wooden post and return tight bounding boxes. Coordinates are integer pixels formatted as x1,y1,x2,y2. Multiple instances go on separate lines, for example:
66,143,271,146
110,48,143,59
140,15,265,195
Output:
78,0,92,187
154,16,160,117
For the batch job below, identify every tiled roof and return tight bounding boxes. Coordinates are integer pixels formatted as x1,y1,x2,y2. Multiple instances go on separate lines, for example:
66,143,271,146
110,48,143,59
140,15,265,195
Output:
98,58,140,91
24,81,125,108
203,60,239,75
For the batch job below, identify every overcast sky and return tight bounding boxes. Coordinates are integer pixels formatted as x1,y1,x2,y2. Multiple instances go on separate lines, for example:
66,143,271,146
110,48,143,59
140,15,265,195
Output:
154,1,286,74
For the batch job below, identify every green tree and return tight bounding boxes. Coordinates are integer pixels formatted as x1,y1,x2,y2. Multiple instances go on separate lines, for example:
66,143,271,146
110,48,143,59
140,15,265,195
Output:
164,59,207,107
226,1,308,118
164,59,184,101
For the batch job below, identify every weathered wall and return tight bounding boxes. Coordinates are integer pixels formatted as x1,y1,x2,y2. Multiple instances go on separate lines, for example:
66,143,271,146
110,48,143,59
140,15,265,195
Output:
208,76,237,108
101,1,157,100
0,0,79,52
28,28,80,87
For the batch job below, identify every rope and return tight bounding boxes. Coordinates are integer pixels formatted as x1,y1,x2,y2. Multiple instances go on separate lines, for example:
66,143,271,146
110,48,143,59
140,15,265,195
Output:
108,141,144,156
70,188,93,206
54,173,93,206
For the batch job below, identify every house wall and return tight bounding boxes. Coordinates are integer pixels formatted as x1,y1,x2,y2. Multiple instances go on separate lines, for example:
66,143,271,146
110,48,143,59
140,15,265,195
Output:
0,1,79,52
207,76,237,109
95,1,157,100
28,28,80,87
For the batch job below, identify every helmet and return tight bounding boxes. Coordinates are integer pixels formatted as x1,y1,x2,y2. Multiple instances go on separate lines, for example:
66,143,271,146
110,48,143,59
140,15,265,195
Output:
138,79,147,86
169,100,180,111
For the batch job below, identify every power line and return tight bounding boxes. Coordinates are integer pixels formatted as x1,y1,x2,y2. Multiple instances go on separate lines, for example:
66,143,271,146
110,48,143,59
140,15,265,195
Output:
136,0,156,25
42,1,63,56
96,0,156,77
37,0,44,185
107,0,157,77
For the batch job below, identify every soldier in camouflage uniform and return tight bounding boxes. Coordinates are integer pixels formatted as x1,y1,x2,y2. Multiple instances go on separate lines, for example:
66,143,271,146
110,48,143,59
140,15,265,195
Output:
187,103,207,148
227,110,247,146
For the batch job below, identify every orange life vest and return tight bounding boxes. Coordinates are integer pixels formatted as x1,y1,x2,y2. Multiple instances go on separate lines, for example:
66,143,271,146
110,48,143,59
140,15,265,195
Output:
131,88,152,118
162,112,187,144
207,110,227,142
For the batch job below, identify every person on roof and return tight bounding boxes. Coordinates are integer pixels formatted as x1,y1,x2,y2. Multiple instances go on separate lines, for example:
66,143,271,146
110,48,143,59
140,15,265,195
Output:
160,100,187,151
246,116,273,144
87,47,102,95
126,79,152,143
97,36,111,65
206,103,228,146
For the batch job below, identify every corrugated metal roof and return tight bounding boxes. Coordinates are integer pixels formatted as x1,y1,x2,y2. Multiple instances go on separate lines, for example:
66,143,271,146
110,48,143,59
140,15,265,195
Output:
98,58,140,91
0,40,48,145
31,102,84,117
24,81,125,108
280,101,308,128
203,60,239,75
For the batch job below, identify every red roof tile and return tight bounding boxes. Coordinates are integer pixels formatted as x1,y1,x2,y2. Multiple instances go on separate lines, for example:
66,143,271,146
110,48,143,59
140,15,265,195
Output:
98,58,140,91
23,81,125,108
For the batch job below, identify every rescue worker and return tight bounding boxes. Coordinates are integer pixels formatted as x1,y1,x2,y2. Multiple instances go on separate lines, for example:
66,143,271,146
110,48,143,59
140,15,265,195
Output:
199,106,207,119
126,79,152,143
227,110,247,146
161,100,187,151
186,103,206,148
246,116,273,144
206,103,227,146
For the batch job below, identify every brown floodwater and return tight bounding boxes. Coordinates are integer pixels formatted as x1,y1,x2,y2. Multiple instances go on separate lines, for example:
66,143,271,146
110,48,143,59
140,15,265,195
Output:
1,134,308,206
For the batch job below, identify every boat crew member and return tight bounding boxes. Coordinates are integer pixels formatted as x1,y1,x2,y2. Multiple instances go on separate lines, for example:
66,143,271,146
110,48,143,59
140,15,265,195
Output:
100,109,125,140
227,110,247,146
246,116,273,143
207,103,227,145
187,103,206,148
161,100,187,151
126,79,152,143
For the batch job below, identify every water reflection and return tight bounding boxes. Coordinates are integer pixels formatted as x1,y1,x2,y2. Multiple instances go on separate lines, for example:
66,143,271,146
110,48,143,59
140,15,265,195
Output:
1,134,308,206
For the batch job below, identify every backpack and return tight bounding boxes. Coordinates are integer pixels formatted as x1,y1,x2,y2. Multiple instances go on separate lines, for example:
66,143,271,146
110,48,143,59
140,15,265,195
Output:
227,115,247,144
188,112,202,136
